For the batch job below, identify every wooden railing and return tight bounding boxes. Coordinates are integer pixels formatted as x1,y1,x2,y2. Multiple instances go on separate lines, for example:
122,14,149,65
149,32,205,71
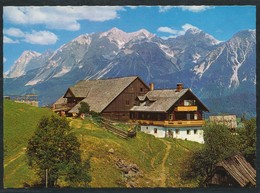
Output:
52,103,76,111
131,119,205,127
100,118,136,139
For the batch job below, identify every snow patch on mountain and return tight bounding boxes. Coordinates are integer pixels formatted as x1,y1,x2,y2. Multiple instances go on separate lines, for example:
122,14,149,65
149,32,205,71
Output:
158,43,174,58
86,62,117,80
227,34,254,88
192,53,201,63
72,34,92,45
100,27,155,48
53,67,71,78
25,79,43,86
6,50,41,78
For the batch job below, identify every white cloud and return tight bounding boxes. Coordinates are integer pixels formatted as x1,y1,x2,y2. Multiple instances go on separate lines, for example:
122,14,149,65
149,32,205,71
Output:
4,27,25,37
4,36,19,43
23,30,58,45
4,6,125,31
182,24,199,31
159,6,173,13
3,57,7,63
157,23,200,39
159,6,213,13
3,27,58,45
178,6,213,12
158,27,178,34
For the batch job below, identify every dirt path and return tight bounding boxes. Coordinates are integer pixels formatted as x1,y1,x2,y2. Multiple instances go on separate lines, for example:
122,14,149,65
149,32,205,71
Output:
4,148,26,168
146,140,171,187
159,140,171,187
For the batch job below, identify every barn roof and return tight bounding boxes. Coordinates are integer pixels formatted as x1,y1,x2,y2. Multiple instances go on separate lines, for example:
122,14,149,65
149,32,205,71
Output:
216,154,256,187
53,95,67,105
66,76,140,113
130,88,209,112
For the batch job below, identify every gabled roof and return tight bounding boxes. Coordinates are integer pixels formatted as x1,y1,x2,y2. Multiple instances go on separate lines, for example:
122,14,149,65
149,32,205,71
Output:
216,154,256,187
67,76,142,113
130,88,209,112
53,96,67,105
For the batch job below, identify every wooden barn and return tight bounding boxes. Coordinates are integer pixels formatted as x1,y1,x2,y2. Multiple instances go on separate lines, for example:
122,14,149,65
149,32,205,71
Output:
52,76,150,121
206,154,256,187
130,83,209,143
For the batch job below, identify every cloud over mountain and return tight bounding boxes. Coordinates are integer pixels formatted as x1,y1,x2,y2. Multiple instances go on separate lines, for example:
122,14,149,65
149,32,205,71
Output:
4,6,125,31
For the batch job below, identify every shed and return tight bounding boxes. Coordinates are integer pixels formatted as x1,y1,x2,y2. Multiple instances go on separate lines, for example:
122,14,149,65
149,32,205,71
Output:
206,154,256,187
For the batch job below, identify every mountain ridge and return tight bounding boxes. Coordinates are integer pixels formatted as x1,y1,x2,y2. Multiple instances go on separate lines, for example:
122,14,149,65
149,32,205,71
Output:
4,27,256,117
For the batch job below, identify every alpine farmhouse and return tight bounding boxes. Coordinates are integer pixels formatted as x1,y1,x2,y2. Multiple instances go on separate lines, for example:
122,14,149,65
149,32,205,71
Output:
53,76,209,143
53,76,149,121
130,83,209,143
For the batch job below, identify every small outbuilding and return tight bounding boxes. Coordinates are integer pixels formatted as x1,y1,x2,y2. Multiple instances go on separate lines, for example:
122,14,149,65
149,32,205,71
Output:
206,154,256,187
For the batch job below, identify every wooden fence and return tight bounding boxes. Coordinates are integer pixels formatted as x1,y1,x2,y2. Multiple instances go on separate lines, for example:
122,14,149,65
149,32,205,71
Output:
100,118,136,139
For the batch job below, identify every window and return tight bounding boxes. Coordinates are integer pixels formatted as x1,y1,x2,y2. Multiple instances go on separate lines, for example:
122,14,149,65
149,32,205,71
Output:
187,129,190,135
154,128,157,134
194,113,198,120
176,129,179,134
184,100,195,106
187,113,191,120
140,88,144,92
146,126,148,130
169,114,173,121
194,129,197,134
126,100,130,105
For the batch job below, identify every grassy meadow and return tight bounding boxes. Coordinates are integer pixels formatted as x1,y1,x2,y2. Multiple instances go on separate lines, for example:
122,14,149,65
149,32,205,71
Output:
4,100,202,188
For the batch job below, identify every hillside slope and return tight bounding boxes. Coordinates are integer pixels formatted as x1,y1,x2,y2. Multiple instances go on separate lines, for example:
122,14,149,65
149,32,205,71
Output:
4,100,202,188
4,100,54,188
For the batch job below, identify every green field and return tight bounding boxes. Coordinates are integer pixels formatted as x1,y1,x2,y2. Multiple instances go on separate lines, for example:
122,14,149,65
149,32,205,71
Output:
4,100,54,188
4,100,202,188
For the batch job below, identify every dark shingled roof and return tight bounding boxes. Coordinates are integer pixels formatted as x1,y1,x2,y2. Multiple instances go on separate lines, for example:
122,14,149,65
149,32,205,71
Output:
216,154,256,187
53,96,67,105
66,76,139,113
130,88,208,112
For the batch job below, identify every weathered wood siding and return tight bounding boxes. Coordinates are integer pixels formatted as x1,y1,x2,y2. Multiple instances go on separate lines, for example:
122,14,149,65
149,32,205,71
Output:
102,78,149,121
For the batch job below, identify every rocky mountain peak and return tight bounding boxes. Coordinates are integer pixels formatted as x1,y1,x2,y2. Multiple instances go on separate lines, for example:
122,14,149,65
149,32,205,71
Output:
6,50,41,78
183,28,220,45
72,34,92,45
131,28,155,39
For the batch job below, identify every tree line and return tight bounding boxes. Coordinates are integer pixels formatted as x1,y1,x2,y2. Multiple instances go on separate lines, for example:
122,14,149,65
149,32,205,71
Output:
183,118,256,186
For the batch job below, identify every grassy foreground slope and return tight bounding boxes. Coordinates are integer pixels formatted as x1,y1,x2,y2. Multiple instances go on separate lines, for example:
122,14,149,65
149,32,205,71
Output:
4,100,54,188
4,100,202,188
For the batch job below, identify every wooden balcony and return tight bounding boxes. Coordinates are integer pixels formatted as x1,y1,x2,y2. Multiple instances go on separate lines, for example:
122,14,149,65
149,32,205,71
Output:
175,106,197,112
52,103,76,112
132,119,205,127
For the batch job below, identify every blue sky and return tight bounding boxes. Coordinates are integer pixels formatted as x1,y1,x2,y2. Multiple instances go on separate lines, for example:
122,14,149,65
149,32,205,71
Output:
3,6,256,73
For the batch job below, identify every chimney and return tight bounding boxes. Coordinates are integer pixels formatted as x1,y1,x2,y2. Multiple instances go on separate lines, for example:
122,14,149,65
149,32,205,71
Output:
149,83,154,91
176,83,183,92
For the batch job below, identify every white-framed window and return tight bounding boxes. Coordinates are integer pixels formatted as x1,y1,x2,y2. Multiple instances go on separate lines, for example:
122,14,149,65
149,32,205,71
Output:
194,129,197,134
194,113,198,120
169,114,173,120
187,129,191,135
176,129,180,134
154,128,157,134
184,100,195,106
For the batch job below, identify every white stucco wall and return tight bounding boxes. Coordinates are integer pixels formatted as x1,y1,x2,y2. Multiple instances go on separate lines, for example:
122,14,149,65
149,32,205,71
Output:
141,125,166,138
141,125,204,143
